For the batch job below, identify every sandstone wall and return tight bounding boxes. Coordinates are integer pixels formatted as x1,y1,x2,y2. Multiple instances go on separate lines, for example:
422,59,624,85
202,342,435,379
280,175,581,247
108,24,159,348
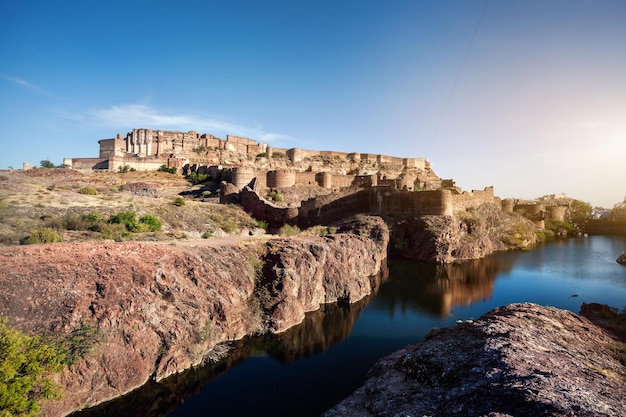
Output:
65,158,109,171
239,187,299,227
450,186,498,211
372,189,454,217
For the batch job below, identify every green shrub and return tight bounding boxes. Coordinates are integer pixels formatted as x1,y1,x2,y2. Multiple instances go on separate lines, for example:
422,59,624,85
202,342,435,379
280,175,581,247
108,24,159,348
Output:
256,152,269,158
83,211,104,223
267,191,284,202
186,172,208,184
202,190,212,197
545,219,578,235
139,214,162,232
0,318,65,416
158,165,177,174
78,187,98,195
256,220,268,230
173,197,186,206
272,152,286,159
108,211,137,229
21,228,64,245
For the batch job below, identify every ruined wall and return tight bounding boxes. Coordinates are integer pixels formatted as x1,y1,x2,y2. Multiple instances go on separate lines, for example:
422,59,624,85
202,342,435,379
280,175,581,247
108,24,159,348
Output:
298,190,371,228
239,187,299,227
450,187,498,212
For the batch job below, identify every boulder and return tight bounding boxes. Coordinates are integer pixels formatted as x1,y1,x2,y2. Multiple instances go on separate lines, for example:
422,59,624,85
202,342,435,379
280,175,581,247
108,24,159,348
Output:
617,252,626,265
323,303,626,417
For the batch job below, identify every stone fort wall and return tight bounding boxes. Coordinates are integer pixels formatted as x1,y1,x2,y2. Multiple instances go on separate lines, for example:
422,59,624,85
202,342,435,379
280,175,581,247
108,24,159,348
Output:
69,128,429,173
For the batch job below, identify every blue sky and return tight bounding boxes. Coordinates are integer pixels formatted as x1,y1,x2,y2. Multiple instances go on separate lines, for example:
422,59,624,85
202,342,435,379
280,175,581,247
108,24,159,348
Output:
1,0,625,207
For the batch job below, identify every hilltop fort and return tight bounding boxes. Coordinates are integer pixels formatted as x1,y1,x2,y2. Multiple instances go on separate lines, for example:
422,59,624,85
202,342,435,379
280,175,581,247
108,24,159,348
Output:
63,128,570,231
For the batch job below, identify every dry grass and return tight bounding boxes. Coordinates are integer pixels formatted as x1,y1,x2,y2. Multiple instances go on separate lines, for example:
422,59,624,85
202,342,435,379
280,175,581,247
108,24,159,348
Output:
0,169,259,246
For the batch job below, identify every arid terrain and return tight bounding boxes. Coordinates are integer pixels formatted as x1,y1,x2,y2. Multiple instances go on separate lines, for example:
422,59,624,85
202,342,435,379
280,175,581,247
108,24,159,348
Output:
0,169,264,247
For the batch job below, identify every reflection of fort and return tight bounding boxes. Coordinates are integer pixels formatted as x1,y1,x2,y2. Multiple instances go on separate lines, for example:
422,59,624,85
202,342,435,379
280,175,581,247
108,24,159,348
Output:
376,256,513,317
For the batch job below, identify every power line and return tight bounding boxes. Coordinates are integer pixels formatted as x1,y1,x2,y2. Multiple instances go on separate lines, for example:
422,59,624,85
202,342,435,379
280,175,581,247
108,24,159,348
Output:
426,0,489,158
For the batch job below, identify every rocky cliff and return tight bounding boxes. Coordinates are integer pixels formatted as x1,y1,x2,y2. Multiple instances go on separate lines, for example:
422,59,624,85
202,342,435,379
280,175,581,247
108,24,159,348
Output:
323,303,626,417
391,203,539,263
0,216,388,416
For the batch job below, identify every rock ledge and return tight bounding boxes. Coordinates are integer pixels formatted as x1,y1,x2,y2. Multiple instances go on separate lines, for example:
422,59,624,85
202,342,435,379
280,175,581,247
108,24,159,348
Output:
324,303,626,417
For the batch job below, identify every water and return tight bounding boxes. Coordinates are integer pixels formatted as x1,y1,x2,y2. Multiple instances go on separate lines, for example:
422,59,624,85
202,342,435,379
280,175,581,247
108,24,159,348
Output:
74,236,626,417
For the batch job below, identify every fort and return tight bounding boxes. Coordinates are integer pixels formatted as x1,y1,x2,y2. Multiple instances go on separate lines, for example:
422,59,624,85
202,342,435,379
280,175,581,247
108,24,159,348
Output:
64,128,571,226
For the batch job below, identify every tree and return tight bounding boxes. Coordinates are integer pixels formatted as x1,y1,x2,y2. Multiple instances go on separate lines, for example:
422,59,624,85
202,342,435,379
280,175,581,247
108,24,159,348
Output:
40,160,54,169
569,199,592,225
611,197,626,220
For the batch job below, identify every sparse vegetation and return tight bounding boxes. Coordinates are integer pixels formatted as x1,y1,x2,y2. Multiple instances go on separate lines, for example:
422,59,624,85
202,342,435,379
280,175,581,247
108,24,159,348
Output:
186,172,208,184
20,227,64,245
278,224,300,236
0,170,258,245
173,197,186,206
158,165,177,174
0,318,65,416
78,186,98,195
267,191,284,202
545,219,578,236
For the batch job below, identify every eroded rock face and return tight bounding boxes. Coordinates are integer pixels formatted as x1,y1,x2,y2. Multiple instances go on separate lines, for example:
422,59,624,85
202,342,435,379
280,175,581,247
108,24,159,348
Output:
392,203,539,263
0,216,388,417
323,303,626,417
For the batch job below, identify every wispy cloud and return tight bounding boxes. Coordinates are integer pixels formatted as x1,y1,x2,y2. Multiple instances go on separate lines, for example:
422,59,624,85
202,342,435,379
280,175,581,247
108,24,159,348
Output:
2,75,54,96
82,104,288,143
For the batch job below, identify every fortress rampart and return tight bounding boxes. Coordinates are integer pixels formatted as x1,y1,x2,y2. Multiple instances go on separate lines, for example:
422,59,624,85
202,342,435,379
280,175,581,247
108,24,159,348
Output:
67,128,430,175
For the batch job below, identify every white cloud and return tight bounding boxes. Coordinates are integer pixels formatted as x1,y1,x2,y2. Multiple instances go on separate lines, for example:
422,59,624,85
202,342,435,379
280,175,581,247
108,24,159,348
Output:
85,104,288,143
2,75,54,96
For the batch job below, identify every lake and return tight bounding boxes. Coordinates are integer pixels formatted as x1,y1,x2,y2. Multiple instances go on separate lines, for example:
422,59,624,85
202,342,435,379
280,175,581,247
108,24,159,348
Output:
74,235,626,417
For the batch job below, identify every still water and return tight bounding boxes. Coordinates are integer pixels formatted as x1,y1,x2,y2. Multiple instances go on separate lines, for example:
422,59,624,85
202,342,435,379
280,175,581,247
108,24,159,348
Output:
75,236,626,417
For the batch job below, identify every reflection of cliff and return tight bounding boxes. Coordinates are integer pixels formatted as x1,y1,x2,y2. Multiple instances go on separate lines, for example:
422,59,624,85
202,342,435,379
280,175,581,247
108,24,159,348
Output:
268,265,388,362
434,258,506,315
375,257,513,317
71,266,389,417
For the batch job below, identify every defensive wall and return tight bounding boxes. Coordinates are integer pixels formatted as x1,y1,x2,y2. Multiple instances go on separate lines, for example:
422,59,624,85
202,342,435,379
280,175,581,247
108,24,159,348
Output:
231,183,503,229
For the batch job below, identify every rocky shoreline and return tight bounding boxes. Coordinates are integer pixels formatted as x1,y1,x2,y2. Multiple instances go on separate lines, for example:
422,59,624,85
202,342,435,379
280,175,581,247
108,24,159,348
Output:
0,216,388,417
323,303,626,417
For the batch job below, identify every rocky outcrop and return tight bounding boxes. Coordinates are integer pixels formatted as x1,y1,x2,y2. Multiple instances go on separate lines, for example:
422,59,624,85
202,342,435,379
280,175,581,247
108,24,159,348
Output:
323,303,626,417
617,252,626,265
392,203,539,263
0,216,388,417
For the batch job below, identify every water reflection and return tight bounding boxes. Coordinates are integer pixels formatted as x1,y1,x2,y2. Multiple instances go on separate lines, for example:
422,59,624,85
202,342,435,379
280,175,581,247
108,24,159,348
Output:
373,256,513,317
71,267,388,417
70,236,626,417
